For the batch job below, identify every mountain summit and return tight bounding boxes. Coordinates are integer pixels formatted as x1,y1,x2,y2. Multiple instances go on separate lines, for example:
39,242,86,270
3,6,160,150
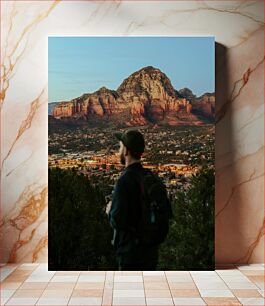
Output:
51,66,215,126
117,66,177,100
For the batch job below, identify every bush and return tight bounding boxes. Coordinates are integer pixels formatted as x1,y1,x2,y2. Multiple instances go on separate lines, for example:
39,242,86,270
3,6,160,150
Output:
48,167,116,270
158,166,215,270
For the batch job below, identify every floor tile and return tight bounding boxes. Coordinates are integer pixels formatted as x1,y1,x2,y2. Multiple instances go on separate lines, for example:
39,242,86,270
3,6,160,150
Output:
165,271,190,276
78,275,105,282
170,289,200,297
199,289,234,297
167,276,193,283
225,282,259,289
45,282,76,290
25,276,54,283
1,297,10,305
202,297,242,305
6,297,39,305
19,282,48,290
80,271,106,275
255,282,265,290
258,289,265,297
146,297,174,305
40,289,72,298
232,289,262,298
240,270,264,276
173,297,206,305
74,282,104,290
3,275,29,283
145,289,172,298
50,275,78,282
113,289,145,297
114,271,142,276
144,282,169,290
36,297,70,305
8,269,33,276
237,297,265,305
168,282,197,289
216,269,246,276
102,288,112,305
143,271,165,276
68,297,102,305
195,281,228,290
0,266,19,281
114,275,143,282
71,289,103,297
112,296,146,305
55,271,80,276
12,289,44,298
114,282,144,290
219,275,253,282
0,282,22,290
236,264,264,270
0,289,16,298
190,271,216,276
144,276,167,282
246,275,264,282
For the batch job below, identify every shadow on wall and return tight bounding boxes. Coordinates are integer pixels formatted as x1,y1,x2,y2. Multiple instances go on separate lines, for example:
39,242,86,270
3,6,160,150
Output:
215,42,242,264
215,42,230,264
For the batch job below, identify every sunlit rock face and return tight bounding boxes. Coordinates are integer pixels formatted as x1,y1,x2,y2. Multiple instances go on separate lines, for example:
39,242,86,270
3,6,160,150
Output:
52,66,214,126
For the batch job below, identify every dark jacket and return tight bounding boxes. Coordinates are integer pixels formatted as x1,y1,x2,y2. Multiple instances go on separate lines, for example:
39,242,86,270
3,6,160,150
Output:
108,162,158,264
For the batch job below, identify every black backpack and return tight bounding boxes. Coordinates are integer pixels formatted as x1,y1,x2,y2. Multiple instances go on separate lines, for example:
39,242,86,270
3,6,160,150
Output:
128,167,173,246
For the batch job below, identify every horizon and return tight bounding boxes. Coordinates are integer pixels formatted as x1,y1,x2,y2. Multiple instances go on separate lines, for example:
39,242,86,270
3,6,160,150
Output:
48,37,215,103
48,65,215,104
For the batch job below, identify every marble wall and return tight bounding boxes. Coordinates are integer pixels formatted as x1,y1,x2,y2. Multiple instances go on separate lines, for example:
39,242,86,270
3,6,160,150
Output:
0,1,264,264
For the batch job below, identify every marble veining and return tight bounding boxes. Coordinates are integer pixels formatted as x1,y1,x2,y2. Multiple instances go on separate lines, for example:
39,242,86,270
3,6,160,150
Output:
0,0,264,264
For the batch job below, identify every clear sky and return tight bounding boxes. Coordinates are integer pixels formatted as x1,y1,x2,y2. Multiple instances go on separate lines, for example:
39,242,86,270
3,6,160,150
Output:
48,36,214,102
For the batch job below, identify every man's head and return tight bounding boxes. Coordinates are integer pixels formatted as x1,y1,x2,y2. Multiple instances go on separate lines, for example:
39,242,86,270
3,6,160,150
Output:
114,130,145,165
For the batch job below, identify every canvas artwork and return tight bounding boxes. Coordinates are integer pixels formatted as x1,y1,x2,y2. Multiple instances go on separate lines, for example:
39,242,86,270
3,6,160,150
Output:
48,37,215,271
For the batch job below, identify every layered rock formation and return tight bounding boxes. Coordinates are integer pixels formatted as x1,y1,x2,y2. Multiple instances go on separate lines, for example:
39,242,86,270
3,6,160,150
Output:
51,66,215,126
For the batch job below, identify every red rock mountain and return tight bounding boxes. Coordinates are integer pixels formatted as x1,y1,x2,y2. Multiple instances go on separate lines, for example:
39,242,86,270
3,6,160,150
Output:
51,66,215,126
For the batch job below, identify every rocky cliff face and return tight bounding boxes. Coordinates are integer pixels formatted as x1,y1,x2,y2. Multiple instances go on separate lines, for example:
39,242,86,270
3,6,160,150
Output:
51,66,215,126
179,87,196,102
193,93,215,121
178,89,215,122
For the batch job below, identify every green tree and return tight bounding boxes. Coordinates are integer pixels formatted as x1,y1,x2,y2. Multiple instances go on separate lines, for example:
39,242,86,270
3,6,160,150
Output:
48,168,116,270
158,166,215,270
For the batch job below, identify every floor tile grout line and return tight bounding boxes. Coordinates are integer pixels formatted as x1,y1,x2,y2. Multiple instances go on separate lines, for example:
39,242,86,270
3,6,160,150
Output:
1,263,41,305
67,270,81,304
142,270,147,306
190,269,234,304
110,270,114,306
218,266,260,294
164,269,175,305
101,270,108,306
2,264,265,305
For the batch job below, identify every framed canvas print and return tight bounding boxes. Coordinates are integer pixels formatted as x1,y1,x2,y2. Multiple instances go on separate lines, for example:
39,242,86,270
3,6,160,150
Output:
48,36,215,271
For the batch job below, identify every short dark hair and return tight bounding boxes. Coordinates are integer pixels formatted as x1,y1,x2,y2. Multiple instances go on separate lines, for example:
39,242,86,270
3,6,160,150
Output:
126,147,143,160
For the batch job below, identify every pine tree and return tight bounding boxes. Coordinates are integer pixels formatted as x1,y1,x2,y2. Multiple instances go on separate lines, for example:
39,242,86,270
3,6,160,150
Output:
48,168,116,270
158,166,215,270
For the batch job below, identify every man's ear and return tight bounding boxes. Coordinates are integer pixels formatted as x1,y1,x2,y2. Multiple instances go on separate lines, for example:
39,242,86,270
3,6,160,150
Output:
124,146,129,156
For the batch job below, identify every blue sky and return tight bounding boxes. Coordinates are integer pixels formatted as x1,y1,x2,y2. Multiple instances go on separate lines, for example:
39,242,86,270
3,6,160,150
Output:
48,37,214,102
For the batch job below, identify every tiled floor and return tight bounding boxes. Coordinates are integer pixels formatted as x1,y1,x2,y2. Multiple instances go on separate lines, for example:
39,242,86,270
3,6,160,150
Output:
0,263,264,305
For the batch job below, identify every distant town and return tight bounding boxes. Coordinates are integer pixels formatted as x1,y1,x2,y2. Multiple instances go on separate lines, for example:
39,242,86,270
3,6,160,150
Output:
48,124,215,200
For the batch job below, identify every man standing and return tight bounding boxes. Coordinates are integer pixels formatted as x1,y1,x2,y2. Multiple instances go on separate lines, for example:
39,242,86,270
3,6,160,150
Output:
106,129,160,271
